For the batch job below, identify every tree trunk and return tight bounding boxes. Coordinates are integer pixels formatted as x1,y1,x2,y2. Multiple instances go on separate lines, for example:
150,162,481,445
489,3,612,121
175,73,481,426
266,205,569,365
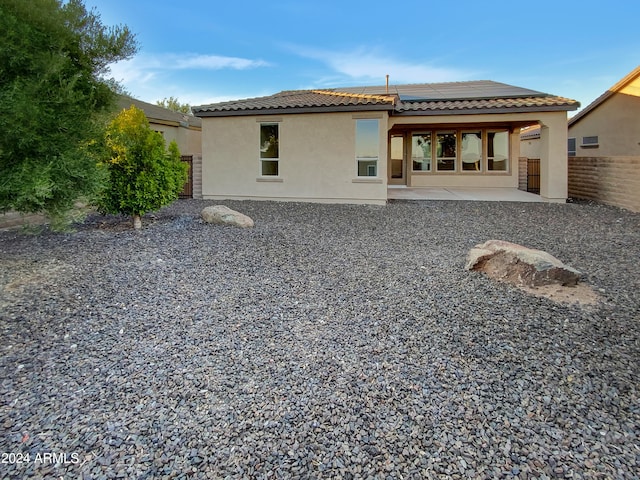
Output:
133,214,142,230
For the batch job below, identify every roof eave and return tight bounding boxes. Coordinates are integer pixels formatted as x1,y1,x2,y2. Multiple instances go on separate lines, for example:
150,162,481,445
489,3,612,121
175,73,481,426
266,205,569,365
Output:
393,105,580,116
568,90,613,127
569,66,640,128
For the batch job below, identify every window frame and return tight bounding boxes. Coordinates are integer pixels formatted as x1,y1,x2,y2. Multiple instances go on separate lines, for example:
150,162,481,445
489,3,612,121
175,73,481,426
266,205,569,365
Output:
568,137,577,157
460,130,483,172
355,118,380,177
259,122,280,177
406,127,510,174
435,130,457,172
411,132,433,172
581,135,599,148
486,129,509,172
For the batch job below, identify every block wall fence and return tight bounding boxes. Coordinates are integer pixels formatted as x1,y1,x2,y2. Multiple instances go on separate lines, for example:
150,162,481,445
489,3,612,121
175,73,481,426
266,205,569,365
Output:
568,156,640,212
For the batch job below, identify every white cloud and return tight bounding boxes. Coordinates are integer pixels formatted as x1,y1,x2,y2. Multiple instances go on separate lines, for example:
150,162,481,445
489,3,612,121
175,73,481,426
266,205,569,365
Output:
105,52,271,100
289,45,474,85
115,53,271,73
169,54,270,70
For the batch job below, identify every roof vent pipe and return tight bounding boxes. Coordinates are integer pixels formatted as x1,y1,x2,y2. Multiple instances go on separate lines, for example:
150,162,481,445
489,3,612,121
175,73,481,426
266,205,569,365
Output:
385,74,389,94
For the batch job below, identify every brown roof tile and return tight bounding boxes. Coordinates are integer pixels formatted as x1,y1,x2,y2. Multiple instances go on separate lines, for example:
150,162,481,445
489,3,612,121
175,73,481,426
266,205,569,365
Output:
194,90,394,115
396,95,579,114
192,81,579,117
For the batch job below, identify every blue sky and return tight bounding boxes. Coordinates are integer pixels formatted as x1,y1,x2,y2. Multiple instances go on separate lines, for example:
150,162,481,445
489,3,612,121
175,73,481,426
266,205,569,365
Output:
85,0,639,114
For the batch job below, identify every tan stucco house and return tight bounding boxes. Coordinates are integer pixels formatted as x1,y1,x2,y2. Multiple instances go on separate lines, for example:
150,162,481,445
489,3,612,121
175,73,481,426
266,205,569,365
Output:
565,66,640,212
117,96,203,198
567,66,640,157
193,81,578,205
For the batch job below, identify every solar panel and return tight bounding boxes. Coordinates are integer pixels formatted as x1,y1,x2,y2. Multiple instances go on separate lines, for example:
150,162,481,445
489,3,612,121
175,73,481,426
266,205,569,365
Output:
334,81,548,101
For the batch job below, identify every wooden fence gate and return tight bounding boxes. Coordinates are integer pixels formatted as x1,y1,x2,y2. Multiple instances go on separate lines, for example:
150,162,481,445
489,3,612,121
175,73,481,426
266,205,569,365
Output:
179,155,193,198
527,158,540,194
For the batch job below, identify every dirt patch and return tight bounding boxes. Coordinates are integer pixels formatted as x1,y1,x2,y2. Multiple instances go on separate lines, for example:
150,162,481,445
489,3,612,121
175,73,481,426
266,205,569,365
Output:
519,282,600,307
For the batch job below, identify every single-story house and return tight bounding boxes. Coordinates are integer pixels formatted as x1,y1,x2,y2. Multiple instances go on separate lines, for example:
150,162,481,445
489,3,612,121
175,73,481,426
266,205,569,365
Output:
117,96,203,198
192,81,579,205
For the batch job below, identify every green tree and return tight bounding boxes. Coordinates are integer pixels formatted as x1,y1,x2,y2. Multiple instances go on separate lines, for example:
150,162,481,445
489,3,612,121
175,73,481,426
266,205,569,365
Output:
99,106,188,229
156,96,192,115
0,0,137,225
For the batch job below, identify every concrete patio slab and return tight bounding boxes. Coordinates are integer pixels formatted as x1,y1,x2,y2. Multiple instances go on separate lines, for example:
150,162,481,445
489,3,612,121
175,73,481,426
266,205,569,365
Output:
387,186,545,202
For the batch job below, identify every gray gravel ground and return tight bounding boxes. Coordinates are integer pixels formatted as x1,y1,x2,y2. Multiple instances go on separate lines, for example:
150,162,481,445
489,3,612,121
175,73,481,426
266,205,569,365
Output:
0,199,638,479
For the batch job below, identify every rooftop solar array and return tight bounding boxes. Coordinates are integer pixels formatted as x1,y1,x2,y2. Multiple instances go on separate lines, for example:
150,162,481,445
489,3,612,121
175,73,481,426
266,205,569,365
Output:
334,81,549,101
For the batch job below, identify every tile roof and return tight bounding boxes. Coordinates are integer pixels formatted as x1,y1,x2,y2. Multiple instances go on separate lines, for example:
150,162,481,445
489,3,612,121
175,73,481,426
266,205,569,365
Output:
118,96,202,128
520,125,541,140
395,95,578,114
193,81,579,117
192,90,395,115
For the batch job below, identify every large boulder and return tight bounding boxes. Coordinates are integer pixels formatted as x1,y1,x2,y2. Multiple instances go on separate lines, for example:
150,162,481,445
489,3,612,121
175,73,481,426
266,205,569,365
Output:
201,205,254,228
466,239,581,287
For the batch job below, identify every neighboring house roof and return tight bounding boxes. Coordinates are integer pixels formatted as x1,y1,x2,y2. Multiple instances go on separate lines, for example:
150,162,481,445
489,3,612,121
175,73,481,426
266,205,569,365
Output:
193,80,579,117
568,65,640,127
520,125,541,140
117,96,202,129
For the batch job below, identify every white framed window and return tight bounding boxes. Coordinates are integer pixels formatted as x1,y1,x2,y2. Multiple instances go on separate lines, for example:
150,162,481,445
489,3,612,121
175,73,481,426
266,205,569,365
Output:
404,127,510,174
411,133,432,172
436,131,456,171
260,123,279,176
487,130,509,172
568,138,576,156
581,135,599,148
356,119,379,177
461,131,482,172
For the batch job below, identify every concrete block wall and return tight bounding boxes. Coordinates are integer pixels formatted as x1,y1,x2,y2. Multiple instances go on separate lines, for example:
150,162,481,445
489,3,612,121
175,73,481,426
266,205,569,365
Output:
192,154,203,199
568,156,640,212
518,157,528,191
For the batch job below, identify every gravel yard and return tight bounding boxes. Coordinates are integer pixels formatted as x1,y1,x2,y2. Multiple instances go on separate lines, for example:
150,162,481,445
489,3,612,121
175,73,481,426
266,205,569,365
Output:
0,199,638,479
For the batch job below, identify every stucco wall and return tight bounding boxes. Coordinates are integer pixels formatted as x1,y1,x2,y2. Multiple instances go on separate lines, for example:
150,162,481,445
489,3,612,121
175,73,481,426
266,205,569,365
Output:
568,156,640,212
200,109,569,203
520,136,540,159
569,91,640,157
201,112,388,204
151,123,202,157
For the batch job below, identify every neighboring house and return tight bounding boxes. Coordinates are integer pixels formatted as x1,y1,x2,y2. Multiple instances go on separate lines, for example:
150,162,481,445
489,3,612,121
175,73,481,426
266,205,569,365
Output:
192,81,578,205
565,66,640,212
0,96,204,229
518,125,541,193
519,125,541,158
117,96,203,198
568,66,640,157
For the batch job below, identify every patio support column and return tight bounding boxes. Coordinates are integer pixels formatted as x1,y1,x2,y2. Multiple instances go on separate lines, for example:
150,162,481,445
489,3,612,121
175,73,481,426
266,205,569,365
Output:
538,112,569,202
